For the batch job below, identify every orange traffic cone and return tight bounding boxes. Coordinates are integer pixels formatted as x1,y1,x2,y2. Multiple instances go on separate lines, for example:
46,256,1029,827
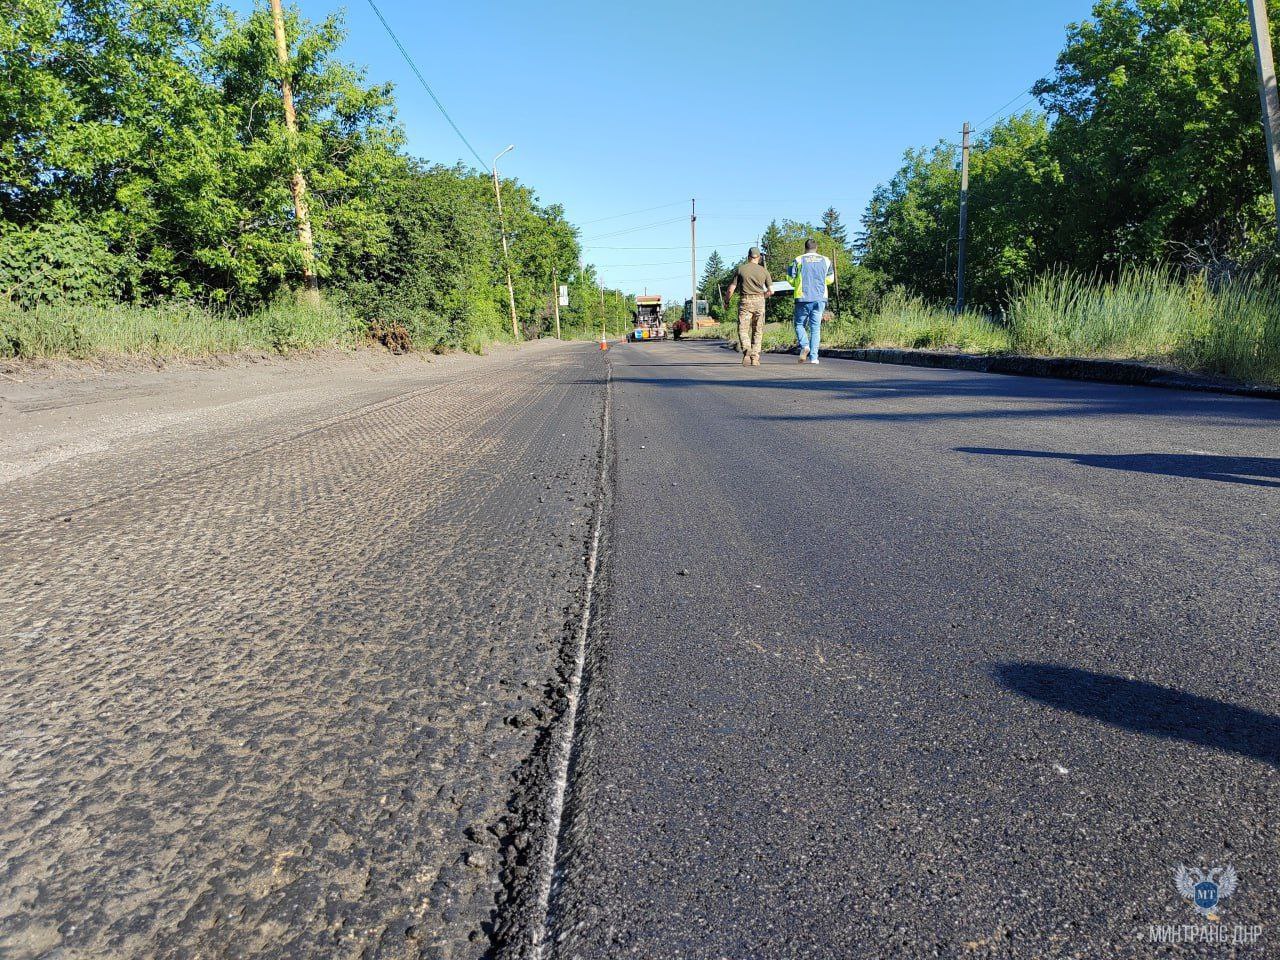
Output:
599,335,609,352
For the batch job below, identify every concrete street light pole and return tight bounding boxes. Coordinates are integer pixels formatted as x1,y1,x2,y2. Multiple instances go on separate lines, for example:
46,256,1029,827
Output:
1247,0,1280,244
492,145,520,340
690,199,698,326
956,122,971,314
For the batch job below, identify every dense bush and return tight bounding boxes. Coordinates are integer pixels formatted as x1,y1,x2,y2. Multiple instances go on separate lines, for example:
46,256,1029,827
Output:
0,223,132,307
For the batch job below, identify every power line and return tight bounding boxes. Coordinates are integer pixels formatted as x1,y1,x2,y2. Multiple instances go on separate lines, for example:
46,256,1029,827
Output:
606,260,719,275
593,258,700,267
974,86,1036,132
363,0,488,168
585,239,757,250
690,213,776,220
975,93,1039,137
582,217,687,242
578,202,685,226
604,272,692,283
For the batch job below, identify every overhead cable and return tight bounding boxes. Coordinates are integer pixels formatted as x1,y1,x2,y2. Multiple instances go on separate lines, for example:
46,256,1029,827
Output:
363,0,489,167
582,217,687,242
578,202,686,226
974,86,1037,131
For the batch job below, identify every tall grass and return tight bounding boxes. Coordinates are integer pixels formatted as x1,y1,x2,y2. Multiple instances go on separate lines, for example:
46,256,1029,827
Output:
1008,266,1197,358
1176,278,1280,382
1006,268,1280,383
1,300,362,359
715,271,1280,385
852,287,1011,352
740,287,1010,354
8,271,1280,385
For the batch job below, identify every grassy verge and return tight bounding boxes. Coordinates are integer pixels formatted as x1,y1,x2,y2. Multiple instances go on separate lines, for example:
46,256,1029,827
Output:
0,301,364,360
715,274,1280,386
1008,268,1280,384
11,270,1279,385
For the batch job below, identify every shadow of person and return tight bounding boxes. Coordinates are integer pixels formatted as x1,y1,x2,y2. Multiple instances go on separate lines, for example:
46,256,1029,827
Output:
994,663,1280,768
957,448,1280,488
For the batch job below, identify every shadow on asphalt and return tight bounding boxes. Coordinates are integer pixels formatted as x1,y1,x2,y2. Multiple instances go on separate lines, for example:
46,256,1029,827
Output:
615,371,1280,423
995,663,1280,768
957,447,1280,488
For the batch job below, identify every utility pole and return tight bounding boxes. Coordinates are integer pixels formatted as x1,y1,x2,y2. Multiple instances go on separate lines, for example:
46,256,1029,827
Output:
956,121,971,313
269,0,319,301
1248,0,1280,244
829,239,841,316
690,198,698,327
491,145,520,340
551,272,562,340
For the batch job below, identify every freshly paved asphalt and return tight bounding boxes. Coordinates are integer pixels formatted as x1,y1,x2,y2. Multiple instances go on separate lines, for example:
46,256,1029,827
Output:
551,339,1280,959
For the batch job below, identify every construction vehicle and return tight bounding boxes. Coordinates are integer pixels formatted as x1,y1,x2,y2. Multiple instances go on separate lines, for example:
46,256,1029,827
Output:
628,295,667,341
682,298,716,330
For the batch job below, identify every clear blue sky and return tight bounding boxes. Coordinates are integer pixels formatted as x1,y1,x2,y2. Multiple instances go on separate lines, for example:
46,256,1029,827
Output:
264,0,1095,301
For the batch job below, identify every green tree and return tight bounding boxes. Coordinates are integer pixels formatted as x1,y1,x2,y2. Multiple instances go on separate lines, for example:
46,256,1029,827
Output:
859,0,1280,304
860,143,959,303
700,250,730,315
0,0,78,222
1,0,404,303
819,207,848,246
338,162,501,349
860,115,1058,308
1034,0,1276,271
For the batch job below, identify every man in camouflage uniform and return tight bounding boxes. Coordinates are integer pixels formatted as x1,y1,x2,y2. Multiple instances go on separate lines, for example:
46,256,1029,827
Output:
725,246,773,367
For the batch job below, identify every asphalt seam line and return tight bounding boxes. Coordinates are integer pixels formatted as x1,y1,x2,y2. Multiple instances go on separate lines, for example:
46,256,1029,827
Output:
530,359,611,959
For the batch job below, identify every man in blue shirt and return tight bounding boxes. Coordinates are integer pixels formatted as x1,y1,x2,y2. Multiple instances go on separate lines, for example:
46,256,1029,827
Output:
786,239,835,364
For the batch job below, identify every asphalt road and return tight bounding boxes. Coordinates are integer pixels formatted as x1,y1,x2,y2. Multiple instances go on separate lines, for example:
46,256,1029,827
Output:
4,338,1279,959
0,343,607,959
550,339,1280,959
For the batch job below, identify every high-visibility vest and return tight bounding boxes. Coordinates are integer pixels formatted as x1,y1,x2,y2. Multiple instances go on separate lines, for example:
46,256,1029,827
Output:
787,253,835,301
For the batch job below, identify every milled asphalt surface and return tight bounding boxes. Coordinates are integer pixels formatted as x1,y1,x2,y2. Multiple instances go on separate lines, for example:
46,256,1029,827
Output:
550,339,1280,959
0,343,606,959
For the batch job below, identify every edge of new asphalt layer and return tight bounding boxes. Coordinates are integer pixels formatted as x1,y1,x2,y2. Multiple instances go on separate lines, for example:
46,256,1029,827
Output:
491,356,614,959
716,339,1280,400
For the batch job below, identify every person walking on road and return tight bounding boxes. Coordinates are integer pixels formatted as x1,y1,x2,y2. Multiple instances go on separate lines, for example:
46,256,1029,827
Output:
787,239,834,364
725,247,773,367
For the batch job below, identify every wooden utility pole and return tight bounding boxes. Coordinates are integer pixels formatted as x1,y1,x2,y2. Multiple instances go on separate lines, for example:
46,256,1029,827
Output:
828,239,841,316
690,199,698,326
551,272,562,339
956,121,971,313
599,282,605,340
1248,0,1280,244
269,0,319,300
490,147,520,341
